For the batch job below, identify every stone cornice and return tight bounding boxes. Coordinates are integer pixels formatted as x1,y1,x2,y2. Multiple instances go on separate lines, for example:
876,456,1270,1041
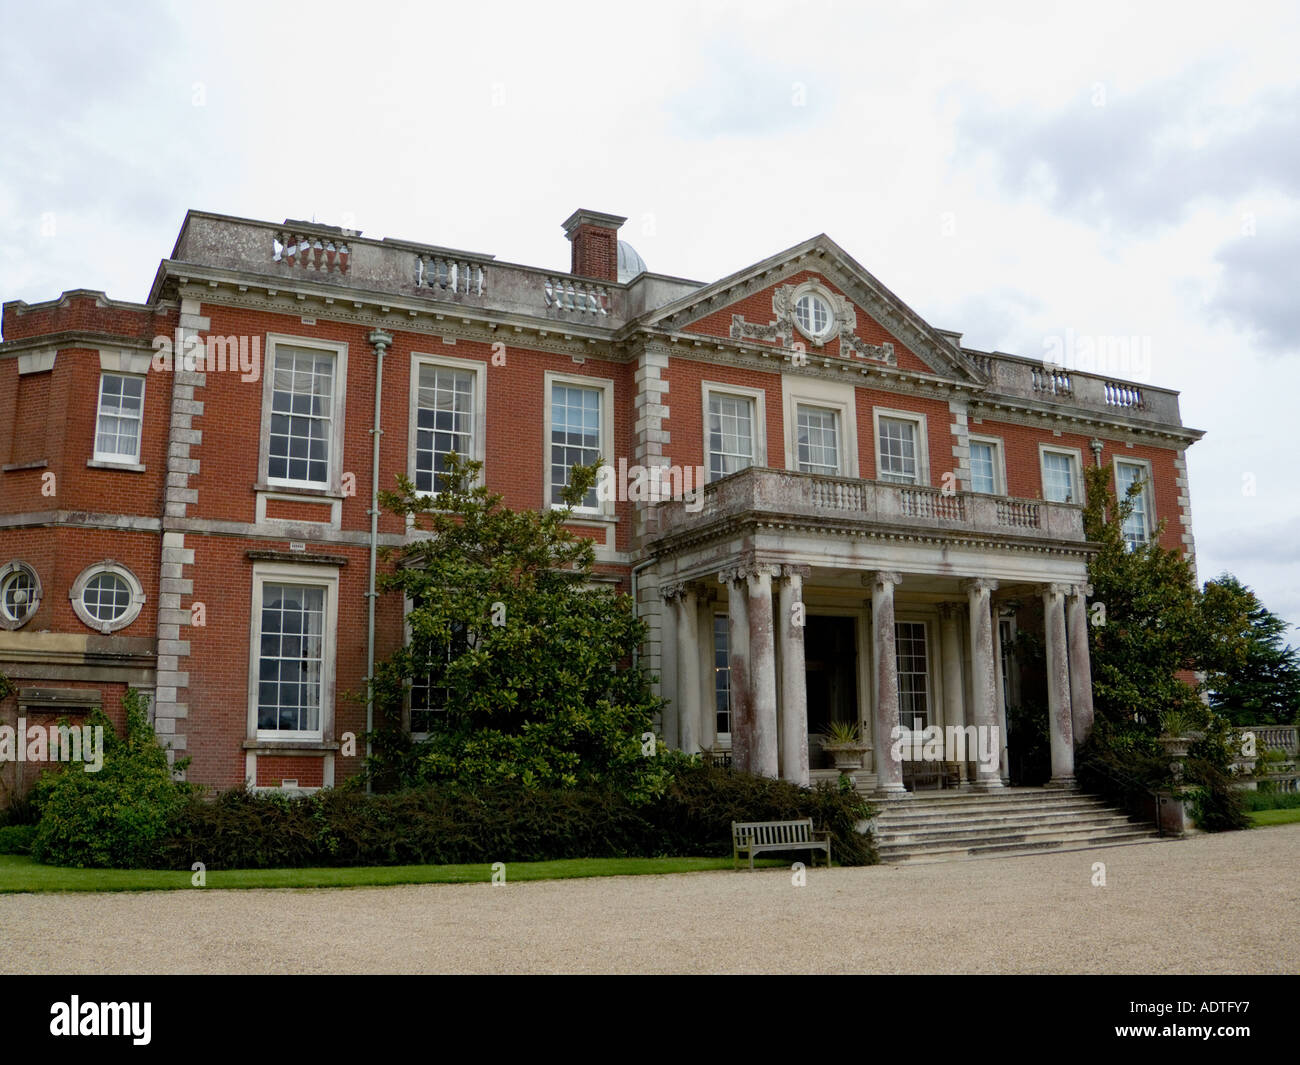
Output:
0,331,161,358
170,273,628,364
969,394,1204,445
649,510,1098,564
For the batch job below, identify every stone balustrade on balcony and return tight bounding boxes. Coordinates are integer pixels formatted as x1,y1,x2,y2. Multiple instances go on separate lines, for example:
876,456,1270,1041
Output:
650,466,1086,545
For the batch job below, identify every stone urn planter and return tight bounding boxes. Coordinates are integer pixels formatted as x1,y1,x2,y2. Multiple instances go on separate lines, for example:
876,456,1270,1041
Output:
1157,734,1195,760
821,722,870,772
1157,712,1204,782
823,743,871,772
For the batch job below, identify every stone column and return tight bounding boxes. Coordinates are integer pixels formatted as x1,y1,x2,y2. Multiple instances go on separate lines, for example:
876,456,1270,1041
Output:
698,593,718,754
673,583,702,755
1043,583,1076,787
658,582,679,750
991,606,1010,783
1067,583,1095,749
778,565,810,787
963,578,1003,790
722,567,753,774
747,566,780,779
867,570,905,795
938,603,966,783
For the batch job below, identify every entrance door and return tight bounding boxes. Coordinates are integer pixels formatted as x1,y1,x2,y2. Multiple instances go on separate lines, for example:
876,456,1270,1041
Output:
804,615,859,770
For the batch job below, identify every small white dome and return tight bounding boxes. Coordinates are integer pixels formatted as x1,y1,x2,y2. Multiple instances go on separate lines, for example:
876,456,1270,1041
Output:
617,241,647,283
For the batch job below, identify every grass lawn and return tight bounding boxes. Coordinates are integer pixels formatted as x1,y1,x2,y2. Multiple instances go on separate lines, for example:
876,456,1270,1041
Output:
1248,808,1300,828
0,854,784,893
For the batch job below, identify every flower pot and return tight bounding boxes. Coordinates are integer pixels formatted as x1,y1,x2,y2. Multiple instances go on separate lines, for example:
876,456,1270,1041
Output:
823,743,869,771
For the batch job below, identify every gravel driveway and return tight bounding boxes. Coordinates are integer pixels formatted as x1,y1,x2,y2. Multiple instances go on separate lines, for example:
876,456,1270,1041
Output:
3,827,1297,974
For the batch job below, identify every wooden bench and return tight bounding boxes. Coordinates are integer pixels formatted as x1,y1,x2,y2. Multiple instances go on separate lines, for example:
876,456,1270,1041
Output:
731,818,832,870
903,760,962,791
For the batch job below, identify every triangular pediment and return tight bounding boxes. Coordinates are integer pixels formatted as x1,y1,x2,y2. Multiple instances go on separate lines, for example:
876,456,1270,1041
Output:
633,235,985,384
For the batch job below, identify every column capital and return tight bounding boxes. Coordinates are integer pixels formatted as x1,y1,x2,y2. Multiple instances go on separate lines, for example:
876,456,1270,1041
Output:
1044,582,1073,598
937,601,962,621
720,558,781,585
861,570,903,590
961,577,999,596
661,580,703,602
780,563,812,580
1069,582,1094,599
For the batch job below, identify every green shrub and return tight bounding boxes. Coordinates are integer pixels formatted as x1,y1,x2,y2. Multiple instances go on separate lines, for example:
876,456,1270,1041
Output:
30,692,190,868
153,761,875,871
1077,713,1249,832
0,824,35,854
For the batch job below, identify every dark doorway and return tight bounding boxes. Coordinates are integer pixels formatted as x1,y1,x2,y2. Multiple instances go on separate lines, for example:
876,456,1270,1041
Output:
804,615,859,770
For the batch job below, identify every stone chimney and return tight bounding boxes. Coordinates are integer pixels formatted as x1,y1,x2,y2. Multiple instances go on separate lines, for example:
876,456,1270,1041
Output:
562,209,625,282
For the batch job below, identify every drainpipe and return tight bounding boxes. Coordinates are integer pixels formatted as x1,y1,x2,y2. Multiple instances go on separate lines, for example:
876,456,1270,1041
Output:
629,556,656,669
364,328,393,792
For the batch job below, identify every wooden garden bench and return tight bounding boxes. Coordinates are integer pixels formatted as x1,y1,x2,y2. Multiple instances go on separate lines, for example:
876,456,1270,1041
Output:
903,760,962,791
731,818,832,870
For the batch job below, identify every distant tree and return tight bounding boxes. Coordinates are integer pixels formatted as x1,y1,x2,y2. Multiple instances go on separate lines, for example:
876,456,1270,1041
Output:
367,452,666,797
1199,573,1300,726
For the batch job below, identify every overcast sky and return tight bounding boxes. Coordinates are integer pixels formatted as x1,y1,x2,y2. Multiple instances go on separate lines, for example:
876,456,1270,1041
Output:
2,0,1297,637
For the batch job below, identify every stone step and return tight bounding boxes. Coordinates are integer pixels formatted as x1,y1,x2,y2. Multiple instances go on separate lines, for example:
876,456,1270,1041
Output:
876,814,1143,844
879,830,1164,864
873,801,1107,816
874,803,1123,826
875,789,1107,805
875,799,1113,821
873,790,1107,806
876,818,1149,850
867,787,1164,864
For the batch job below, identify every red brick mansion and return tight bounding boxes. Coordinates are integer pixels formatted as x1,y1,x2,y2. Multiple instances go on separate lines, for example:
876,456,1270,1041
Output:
0,208,1202,799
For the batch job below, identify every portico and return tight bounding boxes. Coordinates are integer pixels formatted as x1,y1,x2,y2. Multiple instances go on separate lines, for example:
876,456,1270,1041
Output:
649,466,1098,795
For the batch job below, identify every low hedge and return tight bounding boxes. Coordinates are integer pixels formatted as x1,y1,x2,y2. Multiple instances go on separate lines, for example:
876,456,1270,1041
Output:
21,692,877,870
150,762,876,871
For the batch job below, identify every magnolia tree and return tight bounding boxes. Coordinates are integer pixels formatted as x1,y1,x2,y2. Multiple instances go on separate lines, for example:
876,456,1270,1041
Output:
1082,462,1205,725
1080,462,1249,829
368,453,666,797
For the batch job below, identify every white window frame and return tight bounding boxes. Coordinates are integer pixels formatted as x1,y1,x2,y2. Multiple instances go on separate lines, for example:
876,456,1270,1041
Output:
69,561,146,634
0,560,42,630
408,352,488,496
1114,458,1155,548
711,611,732,743
701,381,766,482
782,378,858,478
967,434,1007,495
1039,444,1084,505
258,334,349,495
93,371,146,466
400,593,477,739
894,618,933,733
247,562,338,744
872,407,931,486
788,280,841,345
544,370,614,516
998,613,1020,711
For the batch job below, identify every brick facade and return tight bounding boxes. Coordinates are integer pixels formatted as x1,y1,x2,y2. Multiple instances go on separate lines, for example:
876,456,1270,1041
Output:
0,209,1205,799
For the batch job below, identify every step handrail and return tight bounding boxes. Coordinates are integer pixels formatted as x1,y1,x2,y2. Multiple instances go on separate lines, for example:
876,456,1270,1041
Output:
1075,753,1162,834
